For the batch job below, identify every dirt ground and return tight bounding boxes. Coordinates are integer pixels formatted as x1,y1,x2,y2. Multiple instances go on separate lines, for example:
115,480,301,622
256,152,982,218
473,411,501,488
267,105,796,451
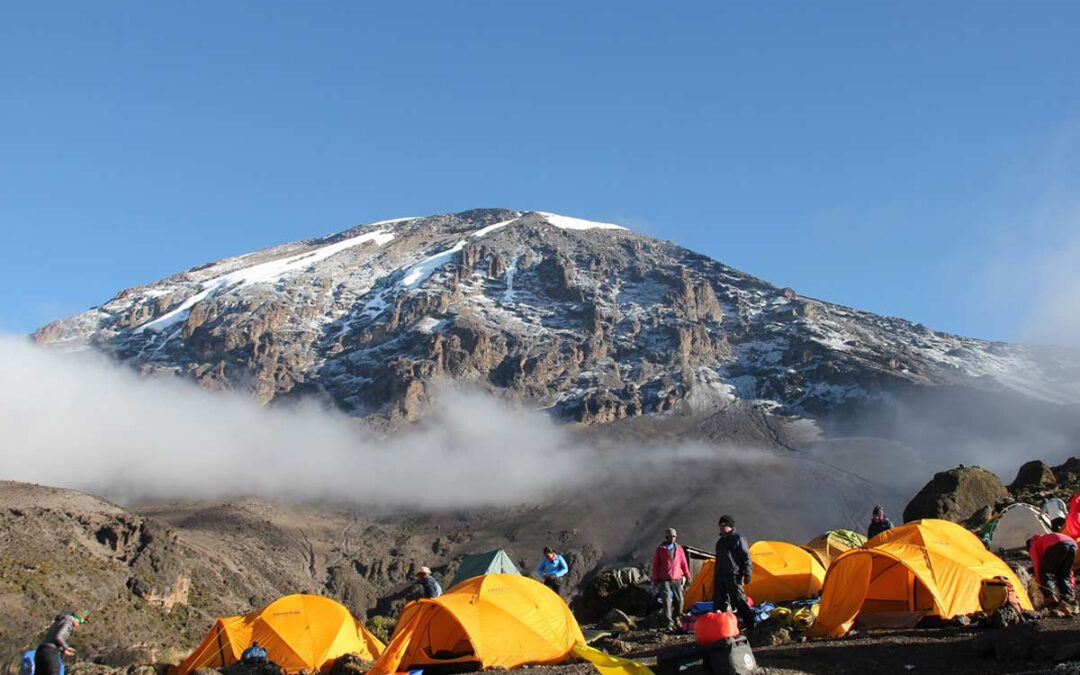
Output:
514,619,1080,675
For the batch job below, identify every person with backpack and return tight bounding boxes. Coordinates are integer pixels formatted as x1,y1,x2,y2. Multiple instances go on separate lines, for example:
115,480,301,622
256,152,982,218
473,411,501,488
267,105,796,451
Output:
651,528,691,631
35,611,88,675
1028,532,1078,606
416,566,443,599
868,505,894,539
713,515,755,630
536,547,569,596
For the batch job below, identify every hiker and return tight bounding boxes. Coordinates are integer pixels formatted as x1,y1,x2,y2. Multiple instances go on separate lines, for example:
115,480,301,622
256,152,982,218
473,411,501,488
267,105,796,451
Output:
1028,532,1078,605
536,547,569,595
651,527,691,631
416,566,443,598
241,641,268,664
36,611,88,675
868,505,894,539
713,515,755,630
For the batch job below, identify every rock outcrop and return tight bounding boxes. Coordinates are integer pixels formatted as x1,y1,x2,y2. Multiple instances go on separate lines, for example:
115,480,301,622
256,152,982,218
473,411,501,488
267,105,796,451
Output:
903,465,1010,523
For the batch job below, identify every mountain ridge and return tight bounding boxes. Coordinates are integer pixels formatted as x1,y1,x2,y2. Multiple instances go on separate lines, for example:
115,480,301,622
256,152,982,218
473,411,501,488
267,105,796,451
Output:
33,208,1080,426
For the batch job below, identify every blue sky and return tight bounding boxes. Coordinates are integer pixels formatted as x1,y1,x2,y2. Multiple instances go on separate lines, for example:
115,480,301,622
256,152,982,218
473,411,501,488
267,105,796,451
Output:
2,2,1078,342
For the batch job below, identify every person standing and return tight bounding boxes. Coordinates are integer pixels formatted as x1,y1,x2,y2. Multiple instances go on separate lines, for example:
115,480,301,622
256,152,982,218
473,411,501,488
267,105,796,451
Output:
713,515,755,630
1028,532,1078,606
868,505,894,539
536,547,569,595
416,566,443,599
651,527,691,631
36,611,88,675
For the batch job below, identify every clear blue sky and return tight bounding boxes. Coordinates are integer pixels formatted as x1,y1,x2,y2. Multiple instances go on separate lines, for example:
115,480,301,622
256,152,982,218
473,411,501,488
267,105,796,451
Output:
2,2,1078,342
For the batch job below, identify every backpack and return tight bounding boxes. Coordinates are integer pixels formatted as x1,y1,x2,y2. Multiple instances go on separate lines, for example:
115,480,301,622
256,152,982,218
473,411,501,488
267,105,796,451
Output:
21,651,35,675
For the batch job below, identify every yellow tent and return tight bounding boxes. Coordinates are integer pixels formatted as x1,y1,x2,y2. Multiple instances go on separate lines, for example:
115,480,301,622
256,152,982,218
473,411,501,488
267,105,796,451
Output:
176,594,384,675
809,519,1034,638
683,541,825,610
369,574,585,675
800,529,867,568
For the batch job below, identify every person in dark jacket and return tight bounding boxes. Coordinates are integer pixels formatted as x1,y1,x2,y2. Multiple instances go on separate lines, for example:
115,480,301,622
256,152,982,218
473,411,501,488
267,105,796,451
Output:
712,515,755,629
416,566,443,598
36,611,87,675
868,505,894,539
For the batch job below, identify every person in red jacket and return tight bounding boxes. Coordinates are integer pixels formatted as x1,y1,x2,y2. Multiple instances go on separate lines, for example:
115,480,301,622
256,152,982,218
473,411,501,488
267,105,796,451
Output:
651,527,692,631
1027,532,1078,606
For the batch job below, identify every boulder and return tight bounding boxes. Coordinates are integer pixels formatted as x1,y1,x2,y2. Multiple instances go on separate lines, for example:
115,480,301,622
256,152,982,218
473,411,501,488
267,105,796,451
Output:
748,623,793,647
1010,461,1057,491
903,466,1010,523
600,608,636,630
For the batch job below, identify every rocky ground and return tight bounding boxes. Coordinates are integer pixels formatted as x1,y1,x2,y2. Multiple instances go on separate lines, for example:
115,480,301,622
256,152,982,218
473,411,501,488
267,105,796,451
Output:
5,452,1080,674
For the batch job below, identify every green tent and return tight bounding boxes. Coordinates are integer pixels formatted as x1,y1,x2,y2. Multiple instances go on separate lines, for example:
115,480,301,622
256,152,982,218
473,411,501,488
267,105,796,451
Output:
449,549,521,588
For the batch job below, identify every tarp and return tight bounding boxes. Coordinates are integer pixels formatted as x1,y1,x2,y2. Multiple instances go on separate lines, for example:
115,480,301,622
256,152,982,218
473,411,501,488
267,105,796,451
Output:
572,642,654,675
801,530,868,568
449,549,521,588
176,595,384,675
979,503,1049,553
369,574,584,675
809,519,1034,638
683,541,826,610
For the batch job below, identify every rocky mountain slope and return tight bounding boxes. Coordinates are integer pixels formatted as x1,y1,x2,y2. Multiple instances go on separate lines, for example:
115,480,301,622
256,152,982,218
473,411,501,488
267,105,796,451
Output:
32,209,1080,425
1,453,886,668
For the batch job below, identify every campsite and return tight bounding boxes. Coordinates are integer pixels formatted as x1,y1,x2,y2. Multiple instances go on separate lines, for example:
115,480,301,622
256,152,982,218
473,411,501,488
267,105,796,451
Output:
4,5,1080,675
8,458,1080,675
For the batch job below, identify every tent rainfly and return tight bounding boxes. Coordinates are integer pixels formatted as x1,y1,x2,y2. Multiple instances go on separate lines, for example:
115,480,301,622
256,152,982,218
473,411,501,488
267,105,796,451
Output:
683,541,826,610
369,574,584,675
809,519,1033,637
449,549,521,588
801,529,867,568
175,594,384,675
979,503,1050,553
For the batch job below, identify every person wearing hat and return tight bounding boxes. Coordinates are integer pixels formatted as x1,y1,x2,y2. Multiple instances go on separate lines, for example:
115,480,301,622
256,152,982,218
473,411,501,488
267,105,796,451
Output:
416,566,443,599
651,527,691,631
867,505,894,539
36,610,88,675
535,547,569,596
713,515,755,630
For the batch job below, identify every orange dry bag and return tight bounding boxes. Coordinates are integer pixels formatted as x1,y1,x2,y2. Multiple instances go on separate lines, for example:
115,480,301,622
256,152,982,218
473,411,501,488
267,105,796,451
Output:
694,611,740,644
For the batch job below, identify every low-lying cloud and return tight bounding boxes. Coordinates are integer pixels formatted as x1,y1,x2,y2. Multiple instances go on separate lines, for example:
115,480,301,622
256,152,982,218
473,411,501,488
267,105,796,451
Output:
0,336,589,506
0,336,780,508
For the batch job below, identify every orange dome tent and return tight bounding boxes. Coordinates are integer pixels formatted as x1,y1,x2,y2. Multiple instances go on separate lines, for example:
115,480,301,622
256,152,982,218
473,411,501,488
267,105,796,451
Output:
369,574,584,675
744,541,826,603
176,594,384,675
809,519,1034,638
683,541,826,610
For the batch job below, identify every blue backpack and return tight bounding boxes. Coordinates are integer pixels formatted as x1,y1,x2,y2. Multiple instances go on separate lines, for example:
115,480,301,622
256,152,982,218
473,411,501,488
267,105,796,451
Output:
22,650,65,675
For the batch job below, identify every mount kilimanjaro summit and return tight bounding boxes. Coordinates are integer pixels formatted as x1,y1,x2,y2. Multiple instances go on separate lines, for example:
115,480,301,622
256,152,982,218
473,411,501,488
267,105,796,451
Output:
34,208,1080,470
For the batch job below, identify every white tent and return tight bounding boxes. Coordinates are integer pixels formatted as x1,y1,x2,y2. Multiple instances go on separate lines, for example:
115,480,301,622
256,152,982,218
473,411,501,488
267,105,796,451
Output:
1043,498,1068,524
982,503,1050,553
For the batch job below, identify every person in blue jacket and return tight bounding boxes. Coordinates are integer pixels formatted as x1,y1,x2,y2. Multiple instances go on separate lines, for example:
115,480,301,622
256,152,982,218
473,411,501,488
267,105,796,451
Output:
536,546,569,596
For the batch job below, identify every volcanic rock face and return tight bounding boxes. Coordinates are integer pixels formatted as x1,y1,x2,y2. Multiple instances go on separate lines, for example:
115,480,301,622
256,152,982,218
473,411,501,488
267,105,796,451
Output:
32,209,1080,423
